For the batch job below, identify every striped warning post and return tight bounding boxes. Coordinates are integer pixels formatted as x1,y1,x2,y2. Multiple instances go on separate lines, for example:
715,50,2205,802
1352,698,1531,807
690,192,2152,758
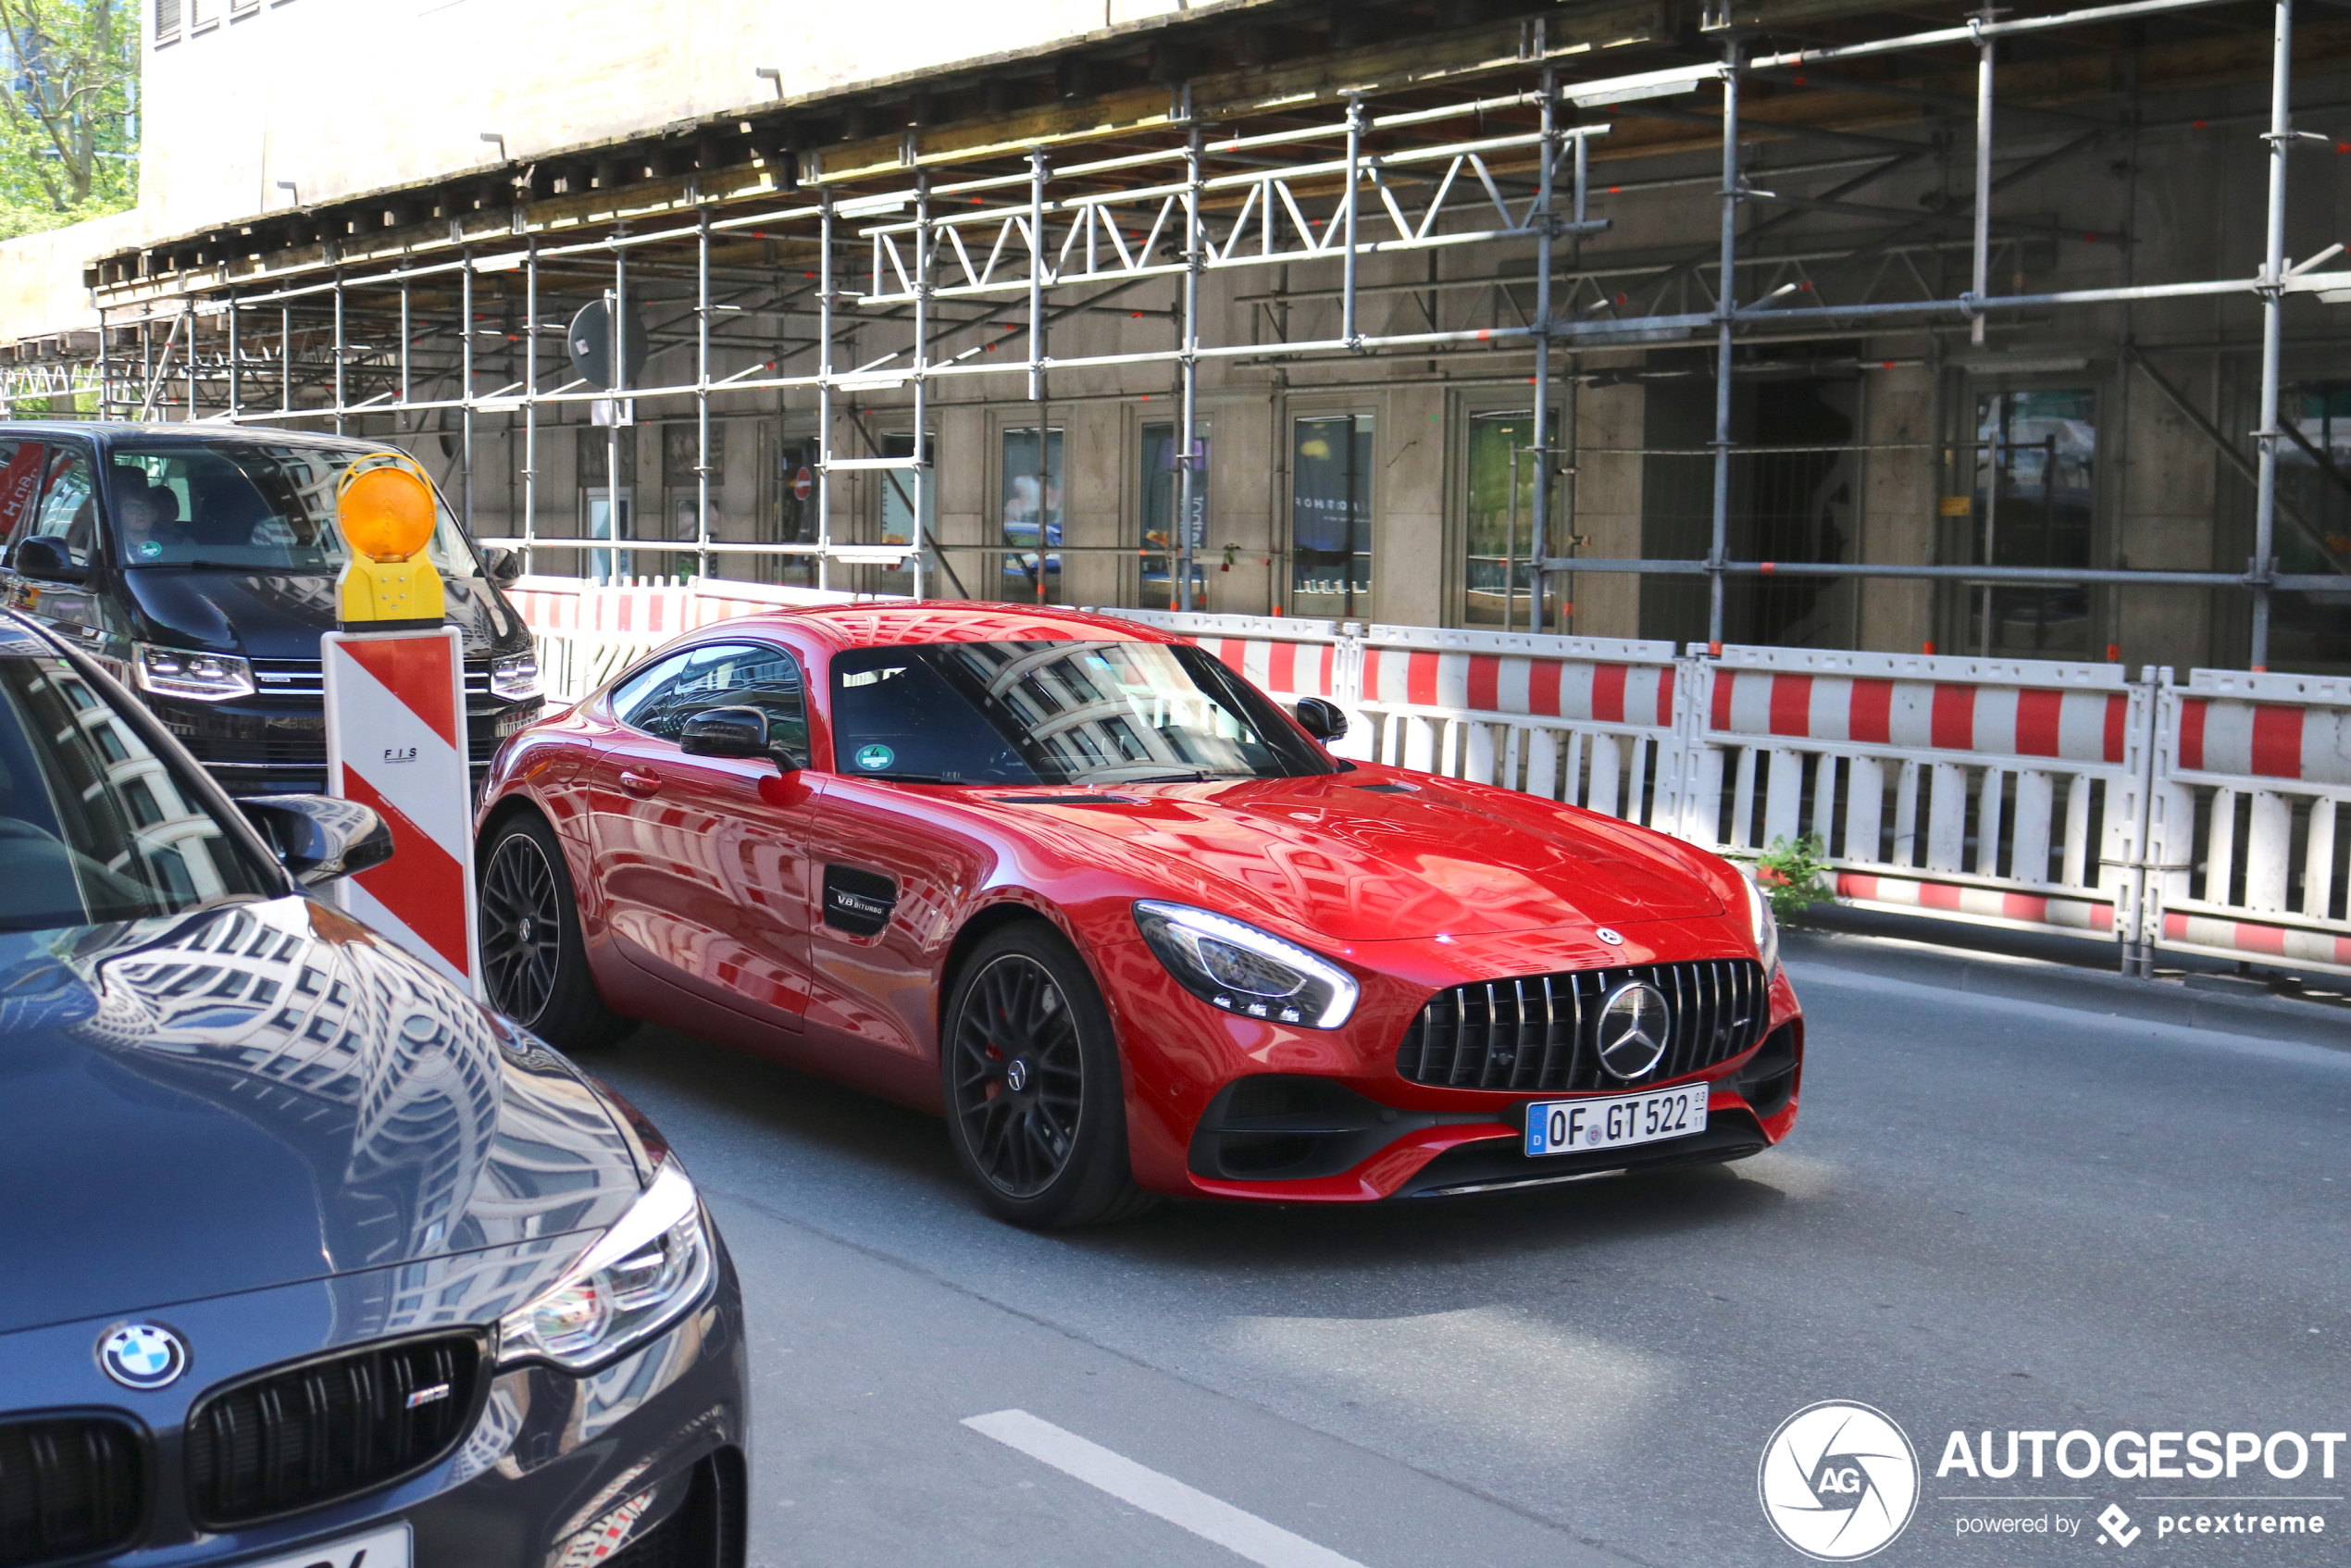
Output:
322,628,479,994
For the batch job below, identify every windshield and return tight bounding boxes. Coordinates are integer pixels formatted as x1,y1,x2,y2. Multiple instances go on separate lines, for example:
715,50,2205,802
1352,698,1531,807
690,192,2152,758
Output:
105,443,480,575
828,639,1335,785
0,650,278,932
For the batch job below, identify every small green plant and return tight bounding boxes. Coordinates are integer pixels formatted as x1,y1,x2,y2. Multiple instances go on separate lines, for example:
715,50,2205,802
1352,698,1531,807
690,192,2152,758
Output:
1750,833,1835,922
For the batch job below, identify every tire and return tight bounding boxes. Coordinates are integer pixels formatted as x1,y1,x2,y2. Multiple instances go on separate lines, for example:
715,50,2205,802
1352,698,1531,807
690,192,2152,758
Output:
478,812,636,1051
940,921,1157,1229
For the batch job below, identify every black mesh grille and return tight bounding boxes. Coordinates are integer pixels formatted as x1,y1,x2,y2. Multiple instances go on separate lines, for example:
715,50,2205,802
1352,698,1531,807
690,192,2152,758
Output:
185,1332,483,1527
0,1417,142,1567
1397,959,1769,1092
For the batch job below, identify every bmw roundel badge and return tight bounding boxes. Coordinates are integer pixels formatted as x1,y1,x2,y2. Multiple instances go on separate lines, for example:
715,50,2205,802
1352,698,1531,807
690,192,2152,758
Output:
97,1323,188,1390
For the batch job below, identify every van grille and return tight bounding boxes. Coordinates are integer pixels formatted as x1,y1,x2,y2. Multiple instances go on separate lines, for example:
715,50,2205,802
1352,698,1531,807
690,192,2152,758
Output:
1397,959,1769,1093
184,1331,482,1526
0,1416,143,1567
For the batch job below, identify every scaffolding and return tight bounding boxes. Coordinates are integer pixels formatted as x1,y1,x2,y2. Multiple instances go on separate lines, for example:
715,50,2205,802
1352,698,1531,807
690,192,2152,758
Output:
70,0,2351,667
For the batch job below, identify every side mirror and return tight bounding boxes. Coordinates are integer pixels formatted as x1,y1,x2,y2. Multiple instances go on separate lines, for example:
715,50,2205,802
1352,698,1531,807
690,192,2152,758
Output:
1295,696,1349,742
680,704,800,768
483,546,525,584
239,794,395,887
12,535,86,585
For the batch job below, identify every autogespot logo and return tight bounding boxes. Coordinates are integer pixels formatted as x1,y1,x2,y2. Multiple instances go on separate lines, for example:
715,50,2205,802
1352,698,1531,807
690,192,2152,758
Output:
1760,1400,1922,1561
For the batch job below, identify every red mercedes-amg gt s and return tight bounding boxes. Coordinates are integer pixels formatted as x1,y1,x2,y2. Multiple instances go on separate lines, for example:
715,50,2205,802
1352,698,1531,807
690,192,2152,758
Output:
475,604,1802,1226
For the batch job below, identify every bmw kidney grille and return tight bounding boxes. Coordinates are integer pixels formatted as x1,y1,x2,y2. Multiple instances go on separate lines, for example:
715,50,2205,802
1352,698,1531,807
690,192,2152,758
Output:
184,1330,485,1526
1397,959,1769,1092
0,1416,143,1567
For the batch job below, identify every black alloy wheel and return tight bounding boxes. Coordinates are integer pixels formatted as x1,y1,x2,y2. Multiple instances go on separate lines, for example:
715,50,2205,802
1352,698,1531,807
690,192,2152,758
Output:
478,813,634,1050
941,922,1155,1228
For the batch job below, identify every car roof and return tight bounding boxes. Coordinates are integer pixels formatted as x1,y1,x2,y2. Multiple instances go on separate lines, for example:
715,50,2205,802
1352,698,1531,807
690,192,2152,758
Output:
724,603,1187,651
0,420,400,454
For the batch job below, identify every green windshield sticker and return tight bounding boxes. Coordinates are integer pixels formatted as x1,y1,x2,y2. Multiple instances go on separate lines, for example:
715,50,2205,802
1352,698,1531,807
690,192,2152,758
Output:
137,540,161,559
854,743,895,771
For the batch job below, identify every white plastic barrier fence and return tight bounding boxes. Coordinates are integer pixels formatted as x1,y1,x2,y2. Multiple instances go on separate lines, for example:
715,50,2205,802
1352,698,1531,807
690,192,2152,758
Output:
2149,669,2351,973
510,582,2351,977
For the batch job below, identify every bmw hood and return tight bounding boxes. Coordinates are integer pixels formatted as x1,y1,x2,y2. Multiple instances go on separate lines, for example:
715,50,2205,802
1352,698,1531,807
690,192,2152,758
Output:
0,895,644,1336
970,771,1730,942
118,566,521,660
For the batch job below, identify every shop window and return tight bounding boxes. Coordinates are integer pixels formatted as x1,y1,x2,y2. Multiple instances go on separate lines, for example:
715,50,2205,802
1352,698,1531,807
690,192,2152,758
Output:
1140,421,1205,611
1463,410,1561,629
1001,427,1062,604
1291,414,1372,620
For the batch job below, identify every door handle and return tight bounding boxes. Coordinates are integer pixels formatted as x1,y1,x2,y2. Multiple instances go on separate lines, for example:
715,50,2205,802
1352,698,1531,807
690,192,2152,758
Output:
619,770,662,798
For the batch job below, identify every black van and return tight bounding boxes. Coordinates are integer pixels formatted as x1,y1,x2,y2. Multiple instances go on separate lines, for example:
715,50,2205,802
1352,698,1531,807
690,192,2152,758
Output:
0,422,542,795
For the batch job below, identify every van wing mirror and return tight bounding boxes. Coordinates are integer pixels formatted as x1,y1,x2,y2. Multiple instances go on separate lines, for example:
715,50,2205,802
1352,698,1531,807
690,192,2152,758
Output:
239,794,395,887
483,546,525,584
12,535,86,585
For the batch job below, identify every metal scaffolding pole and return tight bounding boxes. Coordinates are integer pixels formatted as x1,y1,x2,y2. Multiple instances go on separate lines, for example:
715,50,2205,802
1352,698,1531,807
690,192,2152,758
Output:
280,305,290,415
1026,151,1049,402
399,275,411,411
332,272,345,436
523,240,539,573
461,250,476,529
1529,68,1558,634
1341,96,1365,349
1177,126,1202,614
226,293,240,420
911,173,931,602
1971,12,1996,348
182,299,194,421
2250,0,2295,669
1708,36,1743,650
93,305,107,420
817,193,835,593
697,209,713,581
609,227,628,582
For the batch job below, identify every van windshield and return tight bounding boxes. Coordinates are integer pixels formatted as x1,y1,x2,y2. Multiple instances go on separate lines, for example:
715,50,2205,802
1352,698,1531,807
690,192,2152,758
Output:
106,443,479,575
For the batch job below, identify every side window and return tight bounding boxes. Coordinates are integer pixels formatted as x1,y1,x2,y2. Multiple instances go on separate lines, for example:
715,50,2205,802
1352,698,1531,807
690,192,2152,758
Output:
28,452,96,567
612,642,807,758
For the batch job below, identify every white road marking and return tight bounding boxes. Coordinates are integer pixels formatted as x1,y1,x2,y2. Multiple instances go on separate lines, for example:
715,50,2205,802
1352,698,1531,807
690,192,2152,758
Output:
963,1409,1371,1568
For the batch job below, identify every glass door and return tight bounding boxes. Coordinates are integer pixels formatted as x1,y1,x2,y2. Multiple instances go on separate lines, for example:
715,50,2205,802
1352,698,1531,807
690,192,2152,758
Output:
1464,410,1560,628
1970,389,2095,658
1290,414,1373,620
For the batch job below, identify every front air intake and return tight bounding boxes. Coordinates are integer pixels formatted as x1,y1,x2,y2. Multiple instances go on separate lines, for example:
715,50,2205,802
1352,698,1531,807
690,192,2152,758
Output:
185,1330,484,1526
1397,959,1769,1093
0,1416,143,1566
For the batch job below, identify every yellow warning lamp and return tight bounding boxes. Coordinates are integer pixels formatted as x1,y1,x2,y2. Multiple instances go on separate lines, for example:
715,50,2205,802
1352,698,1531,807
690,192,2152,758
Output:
335,462,445,628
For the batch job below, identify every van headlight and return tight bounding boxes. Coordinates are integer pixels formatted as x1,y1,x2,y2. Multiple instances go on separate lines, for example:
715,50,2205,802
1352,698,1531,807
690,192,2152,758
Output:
134,643,255,701
1742,874,1780,973
497,1160,711,1370
1134,901,1359,1028
490,652,541,701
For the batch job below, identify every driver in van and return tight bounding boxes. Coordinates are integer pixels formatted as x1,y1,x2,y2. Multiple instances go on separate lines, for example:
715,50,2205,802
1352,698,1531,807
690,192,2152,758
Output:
112,472,188,561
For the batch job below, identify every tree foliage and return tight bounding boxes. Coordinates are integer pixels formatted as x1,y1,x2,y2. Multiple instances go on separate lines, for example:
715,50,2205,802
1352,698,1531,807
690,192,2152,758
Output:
0,0,136,241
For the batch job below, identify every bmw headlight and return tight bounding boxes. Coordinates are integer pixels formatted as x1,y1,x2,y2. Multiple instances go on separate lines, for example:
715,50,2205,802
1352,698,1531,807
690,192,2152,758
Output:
134,642,254,701
497,1160,711,1371
1743,874,1780,974
490,651,541,702
1134,900,1359,1028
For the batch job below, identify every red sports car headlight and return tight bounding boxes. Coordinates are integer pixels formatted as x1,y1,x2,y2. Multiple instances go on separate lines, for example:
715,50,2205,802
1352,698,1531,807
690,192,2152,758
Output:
1133,901,1360,1028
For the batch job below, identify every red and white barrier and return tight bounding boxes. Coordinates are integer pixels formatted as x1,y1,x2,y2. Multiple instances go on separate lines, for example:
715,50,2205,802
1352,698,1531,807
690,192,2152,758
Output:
507,580,2351,977
323,628,479,992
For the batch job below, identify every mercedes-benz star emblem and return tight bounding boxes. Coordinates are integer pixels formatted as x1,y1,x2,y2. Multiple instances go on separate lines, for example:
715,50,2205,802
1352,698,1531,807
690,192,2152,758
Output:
1003,1059,1029,1092
1595,981,1671,1079
97,1323,188,1390
1596,927,1625,946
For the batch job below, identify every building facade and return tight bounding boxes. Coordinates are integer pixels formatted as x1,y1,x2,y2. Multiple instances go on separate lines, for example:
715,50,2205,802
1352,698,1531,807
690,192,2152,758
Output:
4,0,2348,673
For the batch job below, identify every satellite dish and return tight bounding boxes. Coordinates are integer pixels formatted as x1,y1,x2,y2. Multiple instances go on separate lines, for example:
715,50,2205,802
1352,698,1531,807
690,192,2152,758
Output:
566,297,647,390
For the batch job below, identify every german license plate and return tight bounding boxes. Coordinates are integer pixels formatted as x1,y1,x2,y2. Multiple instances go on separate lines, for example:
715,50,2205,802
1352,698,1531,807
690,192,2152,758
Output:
1524,1086,1707,1158
241,1523,409,1568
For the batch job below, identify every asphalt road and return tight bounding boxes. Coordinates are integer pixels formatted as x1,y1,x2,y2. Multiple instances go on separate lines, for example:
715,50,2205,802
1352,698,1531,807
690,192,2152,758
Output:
584,938,2351,1568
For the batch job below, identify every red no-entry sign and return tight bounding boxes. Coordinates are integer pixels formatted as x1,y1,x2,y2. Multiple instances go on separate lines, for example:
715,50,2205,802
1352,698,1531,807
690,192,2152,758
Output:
791,467,814,502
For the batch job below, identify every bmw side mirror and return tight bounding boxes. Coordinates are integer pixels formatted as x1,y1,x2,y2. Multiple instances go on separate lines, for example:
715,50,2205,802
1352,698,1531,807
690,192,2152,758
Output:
1295,696,1349,742
12,535,86,585
483,546,525,584
239,794,395,887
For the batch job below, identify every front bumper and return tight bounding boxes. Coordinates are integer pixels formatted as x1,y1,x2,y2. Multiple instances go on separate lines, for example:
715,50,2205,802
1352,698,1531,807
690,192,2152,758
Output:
143,689,544,797
1094,917,1805,1203
0,1235,747,1568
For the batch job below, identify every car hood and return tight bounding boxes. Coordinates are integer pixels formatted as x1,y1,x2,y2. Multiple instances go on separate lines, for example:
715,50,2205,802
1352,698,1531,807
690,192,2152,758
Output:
0,895,644,1336
965,773,1728,941
118,566,522,660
